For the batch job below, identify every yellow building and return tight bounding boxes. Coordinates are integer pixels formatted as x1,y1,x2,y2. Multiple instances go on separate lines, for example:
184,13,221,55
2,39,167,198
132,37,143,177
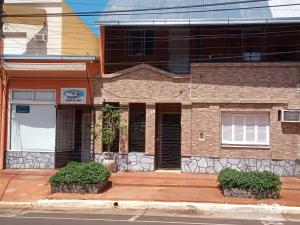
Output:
4,0,99,56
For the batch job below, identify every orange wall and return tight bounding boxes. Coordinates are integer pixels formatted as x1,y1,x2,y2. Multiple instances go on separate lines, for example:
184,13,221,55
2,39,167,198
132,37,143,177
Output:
6,60,100,105
9,79,94,105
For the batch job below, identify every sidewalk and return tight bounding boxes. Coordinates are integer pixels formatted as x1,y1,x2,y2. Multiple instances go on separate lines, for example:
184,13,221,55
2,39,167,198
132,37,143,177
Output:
1,169,300,207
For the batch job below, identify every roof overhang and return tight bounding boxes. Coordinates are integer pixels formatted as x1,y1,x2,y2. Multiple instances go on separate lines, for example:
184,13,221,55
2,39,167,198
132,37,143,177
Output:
96,17,300,26
4,62,87,71
4,62,89,79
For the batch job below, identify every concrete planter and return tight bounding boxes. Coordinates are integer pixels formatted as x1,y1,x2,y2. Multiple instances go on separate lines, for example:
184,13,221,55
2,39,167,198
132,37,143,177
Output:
51,179,109,194
223,188,279,199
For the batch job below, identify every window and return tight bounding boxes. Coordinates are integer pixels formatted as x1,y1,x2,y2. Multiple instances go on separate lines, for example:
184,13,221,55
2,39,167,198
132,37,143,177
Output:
11,90,55,102
12,90,33,101
243,30,264,62
126,30,154,56
243,52,262,62
34,91,55,101
222,113,269,146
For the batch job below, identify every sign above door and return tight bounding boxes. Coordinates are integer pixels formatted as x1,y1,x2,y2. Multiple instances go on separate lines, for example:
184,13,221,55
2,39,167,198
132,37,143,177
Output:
61,88,86,104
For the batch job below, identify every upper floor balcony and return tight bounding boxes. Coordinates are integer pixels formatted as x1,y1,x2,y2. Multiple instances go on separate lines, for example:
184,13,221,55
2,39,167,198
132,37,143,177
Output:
102,24,300,74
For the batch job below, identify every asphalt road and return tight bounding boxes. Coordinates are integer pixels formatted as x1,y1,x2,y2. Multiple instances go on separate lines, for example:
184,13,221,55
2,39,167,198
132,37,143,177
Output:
0,209,299,225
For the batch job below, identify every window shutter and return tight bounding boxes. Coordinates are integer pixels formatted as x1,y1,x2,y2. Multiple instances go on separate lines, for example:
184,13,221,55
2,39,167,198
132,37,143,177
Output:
246,115,255,142
222,115,233,142
233,115,244,142
257,115,268,143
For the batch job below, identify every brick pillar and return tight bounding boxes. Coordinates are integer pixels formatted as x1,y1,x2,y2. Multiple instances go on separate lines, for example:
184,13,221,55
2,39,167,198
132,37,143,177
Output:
145,104,156,156
119,103,129,155
94,110,103,154
181,104,192,156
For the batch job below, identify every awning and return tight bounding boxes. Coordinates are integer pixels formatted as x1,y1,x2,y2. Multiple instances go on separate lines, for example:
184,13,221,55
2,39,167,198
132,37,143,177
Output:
4,62,89,79
4,62,87,71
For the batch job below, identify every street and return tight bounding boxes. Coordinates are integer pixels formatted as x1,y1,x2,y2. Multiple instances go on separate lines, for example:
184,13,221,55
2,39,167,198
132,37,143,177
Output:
0,209,299,225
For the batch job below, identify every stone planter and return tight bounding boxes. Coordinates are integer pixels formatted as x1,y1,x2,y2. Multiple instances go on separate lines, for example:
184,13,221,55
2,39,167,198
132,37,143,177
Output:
223,188,279,199
51,179,109,194
223,188,253,198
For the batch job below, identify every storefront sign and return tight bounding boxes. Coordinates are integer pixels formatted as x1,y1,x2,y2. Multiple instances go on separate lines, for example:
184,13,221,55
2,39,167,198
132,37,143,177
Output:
61,88,86,104
16,105,30,113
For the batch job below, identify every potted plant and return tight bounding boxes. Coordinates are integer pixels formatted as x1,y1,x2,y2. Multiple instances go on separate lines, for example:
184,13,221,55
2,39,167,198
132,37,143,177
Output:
101,104,123,172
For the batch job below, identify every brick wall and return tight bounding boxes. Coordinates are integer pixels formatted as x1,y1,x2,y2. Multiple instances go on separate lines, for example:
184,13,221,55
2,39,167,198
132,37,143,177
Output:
94,62,300,161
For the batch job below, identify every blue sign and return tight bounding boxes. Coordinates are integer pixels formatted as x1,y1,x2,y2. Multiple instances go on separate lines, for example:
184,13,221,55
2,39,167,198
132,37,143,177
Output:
61,88,86,104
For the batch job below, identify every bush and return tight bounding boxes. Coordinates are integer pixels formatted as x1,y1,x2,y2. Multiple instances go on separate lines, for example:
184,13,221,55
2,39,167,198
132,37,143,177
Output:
50,162,111,186
218,168,281,199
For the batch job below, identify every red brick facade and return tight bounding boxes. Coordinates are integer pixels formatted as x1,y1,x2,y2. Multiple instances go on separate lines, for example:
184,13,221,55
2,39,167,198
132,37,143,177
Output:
94,63,300,161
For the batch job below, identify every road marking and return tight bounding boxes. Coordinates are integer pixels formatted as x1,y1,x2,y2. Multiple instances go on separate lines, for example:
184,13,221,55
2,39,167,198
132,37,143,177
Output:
1,215,239,225
128,215,141,221
261,222,284,225
0,213,17,218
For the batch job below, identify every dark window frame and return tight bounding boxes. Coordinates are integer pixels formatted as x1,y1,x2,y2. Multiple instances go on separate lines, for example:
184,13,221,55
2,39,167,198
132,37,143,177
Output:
126,29,155,56
242,28,265,62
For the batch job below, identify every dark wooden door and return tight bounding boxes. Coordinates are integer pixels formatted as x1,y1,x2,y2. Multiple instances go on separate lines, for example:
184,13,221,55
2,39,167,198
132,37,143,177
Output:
157,113,181,169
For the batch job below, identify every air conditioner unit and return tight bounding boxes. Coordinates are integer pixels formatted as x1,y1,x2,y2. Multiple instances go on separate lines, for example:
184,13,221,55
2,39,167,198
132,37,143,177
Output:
34,34,47,42
280,110,300,123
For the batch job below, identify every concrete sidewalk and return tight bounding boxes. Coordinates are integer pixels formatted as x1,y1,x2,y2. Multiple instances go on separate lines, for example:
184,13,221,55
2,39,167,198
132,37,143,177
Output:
1,169,300,207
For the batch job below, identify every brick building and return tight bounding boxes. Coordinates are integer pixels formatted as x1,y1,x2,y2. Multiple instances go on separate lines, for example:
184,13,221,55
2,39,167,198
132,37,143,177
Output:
94,0,300,176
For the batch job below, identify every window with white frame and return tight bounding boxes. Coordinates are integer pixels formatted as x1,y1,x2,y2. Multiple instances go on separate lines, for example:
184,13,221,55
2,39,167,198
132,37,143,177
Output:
222,113,270,146
11,90,55,102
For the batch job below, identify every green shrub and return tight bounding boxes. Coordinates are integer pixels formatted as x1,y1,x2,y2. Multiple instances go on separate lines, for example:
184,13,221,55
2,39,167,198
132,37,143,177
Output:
50,162,111,186
218,168,281,199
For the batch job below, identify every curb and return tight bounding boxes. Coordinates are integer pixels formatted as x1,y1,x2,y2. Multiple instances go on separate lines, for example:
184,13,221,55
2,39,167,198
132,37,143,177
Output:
0,200,300,214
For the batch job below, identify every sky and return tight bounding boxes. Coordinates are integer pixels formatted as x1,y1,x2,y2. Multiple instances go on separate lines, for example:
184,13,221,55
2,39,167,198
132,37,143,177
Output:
65,0,109,36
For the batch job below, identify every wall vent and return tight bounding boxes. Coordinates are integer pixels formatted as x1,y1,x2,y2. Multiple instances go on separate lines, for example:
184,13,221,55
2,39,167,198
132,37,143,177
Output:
34,34,47,42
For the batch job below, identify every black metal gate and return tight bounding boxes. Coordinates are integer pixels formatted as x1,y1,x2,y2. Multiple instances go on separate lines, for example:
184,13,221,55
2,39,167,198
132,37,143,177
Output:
55,107,93,168
129,104,146,152
156,113,181,169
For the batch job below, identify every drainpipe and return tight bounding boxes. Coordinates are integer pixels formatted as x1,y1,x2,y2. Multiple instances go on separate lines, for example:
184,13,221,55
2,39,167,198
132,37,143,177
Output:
0,59,7,170
0,0,6,170
0,67,2,170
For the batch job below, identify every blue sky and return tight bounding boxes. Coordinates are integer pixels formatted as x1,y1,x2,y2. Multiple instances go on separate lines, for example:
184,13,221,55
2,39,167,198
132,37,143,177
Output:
65,0,109,36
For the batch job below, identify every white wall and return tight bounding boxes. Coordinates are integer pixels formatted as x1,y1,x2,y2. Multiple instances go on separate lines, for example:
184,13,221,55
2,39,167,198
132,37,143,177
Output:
4,0,62,55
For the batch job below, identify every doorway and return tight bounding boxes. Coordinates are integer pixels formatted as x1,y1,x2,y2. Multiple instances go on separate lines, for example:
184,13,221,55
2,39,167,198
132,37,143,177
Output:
156,104,181,169
55,107,92,168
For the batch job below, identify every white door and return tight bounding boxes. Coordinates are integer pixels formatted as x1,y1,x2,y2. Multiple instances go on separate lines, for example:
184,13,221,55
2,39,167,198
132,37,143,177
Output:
10,104,56,151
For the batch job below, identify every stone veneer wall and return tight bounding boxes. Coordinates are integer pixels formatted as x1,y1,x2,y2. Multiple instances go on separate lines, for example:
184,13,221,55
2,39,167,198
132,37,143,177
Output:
5,151,55,169
95,152,155,172
296,160,300,177
182,157,296,176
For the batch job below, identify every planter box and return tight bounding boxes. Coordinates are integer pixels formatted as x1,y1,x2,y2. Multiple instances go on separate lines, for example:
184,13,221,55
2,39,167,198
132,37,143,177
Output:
223,188,252,198
223,188,278,199
51,179,109,194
